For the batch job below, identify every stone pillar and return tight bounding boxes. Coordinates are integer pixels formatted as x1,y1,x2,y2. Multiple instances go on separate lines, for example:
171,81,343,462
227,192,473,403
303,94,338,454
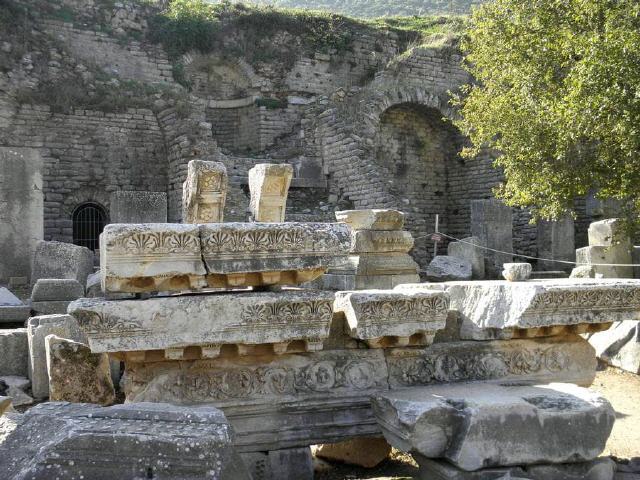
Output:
536,215,575,271
109,191,167,223
182,160,227,223
248,164,293,222
470,199,513,278
0,147,43,284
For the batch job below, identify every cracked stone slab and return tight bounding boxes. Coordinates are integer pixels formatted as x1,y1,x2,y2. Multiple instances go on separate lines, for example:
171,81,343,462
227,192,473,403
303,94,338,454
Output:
397,279,640,340
372,382,615,471
333,289,449,347
0,402,237,479
68,290,336,354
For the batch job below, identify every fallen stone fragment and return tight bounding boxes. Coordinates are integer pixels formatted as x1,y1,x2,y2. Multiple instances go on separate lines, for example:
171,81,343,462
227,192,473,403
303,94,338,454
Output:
31,240,94,287
0,402,238,479
372,383,615,471
46,335,115,406
182,159,228,223
314,437,391,468
588,320,640,374
502,262,532,282
248,163,293,222
426,256,472,282
336,209,405,231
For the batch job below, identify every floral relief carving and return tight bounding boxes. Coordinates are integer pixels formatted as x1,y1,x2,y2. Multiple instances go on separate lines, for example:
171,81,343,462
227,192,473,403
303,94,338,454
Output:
109,231,201,255
358,296,449,323
526,288,640,314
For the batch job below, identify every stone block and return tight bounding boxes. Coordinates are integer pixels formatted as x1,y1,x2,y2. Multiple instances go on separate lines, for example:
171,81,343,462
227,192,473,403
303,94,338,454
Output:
447,236,485,280
27,314,86,399
314,437,391,468
109,190,167,223
335,209,405,231
335,253,420,277
248,163,293,222
323,272,420,291
351,230,414,254
0,147,43,284
69,290,335,355
31,278,83,301
426,256,472,282
31,240,94,287
182,159,227,223
571,265,597,278
589,321,640,374
589,218,630,247
0,376,33,407
0,287,30,324
537,216,575,271
0,402,236,479
576,245,633,278
31,300,72,315
333,289,448,346
0,329,28,376
502,262,532,281
416,456,615,480
45,335,115,405
470,199,513,278
372,383,614,471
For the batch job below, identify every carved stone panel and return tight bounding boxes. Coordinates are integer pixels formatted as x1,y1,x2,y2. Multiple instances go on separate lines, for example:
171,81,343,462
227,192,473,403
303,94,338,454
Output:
248,164,293,222
182,160,228,224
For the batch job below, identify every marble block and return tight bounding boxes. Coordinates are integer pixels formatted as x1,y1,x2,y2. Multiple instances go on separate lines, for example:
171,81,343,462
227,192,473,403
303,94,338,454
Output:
335,210,405,231
576,244,633,279
248,163,293,222
31,278,84,301
68,291,336,355
182,159,227,223
588,218,631,247
350,230,414,253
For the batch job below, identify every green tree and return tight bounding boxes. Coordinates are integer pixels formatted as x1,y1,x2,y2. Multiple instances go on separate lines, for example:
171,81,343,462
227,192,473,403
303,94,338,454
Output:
454,0,640,226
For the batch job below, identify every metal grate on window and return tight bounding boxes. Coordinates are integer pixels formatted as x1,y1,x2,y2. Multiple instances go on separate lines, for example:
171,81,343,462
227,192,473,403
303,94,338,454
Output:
72,203,107,252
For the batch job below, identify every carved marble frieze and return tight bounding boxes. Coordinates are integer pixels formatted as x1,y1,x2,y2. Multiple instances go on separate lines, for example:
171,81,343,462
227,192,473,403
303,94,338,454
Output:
68,291,336,355
182,160,227,224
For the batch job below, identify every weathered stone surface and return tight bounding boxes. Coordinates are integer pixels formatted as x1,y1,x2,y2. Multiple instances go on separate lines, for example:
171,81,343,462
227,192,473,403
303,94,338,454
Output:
31,240,94,287
333,289,448,346
109,190,167,223
31,278,84,301
0,287,30,323
0,402,236,479
314,437,391,468
537,216,575,272
571,265,597,278
0,329,28,377
405,279,640,340
589,321,640,374
576,245,633,279
45,335,115,405
27,314,86,399
470,199,513,278
0,376,33,407
248,163,293,222
416,456,615,480
333,253,420,277
372,383,614,471
241,447,313,480
69,290,336,355
32,300,74,315
182,159,227,223
0,396,11,416
201,222,351,287
323,272,420,291
448,236,485,280
0,147,43,285
351,230,414,253
426,256,472,282
502,262,532,282
101,223,207,293
336,209,405,231
589,218,630,248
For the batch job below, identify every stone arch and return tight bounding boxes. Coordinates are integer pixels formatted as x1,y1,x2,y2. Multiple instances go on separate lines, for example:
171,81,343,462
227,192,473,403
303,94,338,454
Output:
62,188,111,220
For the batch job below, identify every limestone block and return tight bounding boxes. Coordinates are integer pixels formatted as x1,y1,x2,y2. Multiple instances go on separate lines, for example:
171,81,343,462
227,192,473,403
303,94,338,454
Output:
27,314,86,399
0,329,28,376
351,230,414,254
31,278,84,301
406,279,640,340
100,223,207,293
416,456,615,480
576,245,633,279
0,287,30,323
182,159,227,223
0,402,236,479
334,253,420,276
323,272,420,291
333,289,448,346
502,262,532,282
470,199,513,278
45,335,115,406
426,256,472,282
313,437,391,468
589,218,631,247
0,147,43,284
69,290,336,355
109,190,167,223
537,216,575,271
201,222,351,288
31,300,73,315
0,376,33,407
589,321,640,374
447,236,485,280
0,396,11,416
248,163,293,222
31,240,94,287
335,209,405,231
372,383,614,471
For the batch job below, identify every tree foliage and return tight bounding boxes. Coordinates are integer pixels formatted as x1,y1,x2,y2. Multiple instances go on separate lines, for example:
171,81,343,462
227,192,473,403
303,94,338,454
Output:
454,0,640,226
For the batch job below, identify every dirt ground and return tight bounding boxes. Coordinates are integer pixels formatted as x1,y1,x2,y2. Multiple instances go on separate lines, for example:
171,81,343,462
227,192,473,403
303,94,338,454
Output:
315,366,640,480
